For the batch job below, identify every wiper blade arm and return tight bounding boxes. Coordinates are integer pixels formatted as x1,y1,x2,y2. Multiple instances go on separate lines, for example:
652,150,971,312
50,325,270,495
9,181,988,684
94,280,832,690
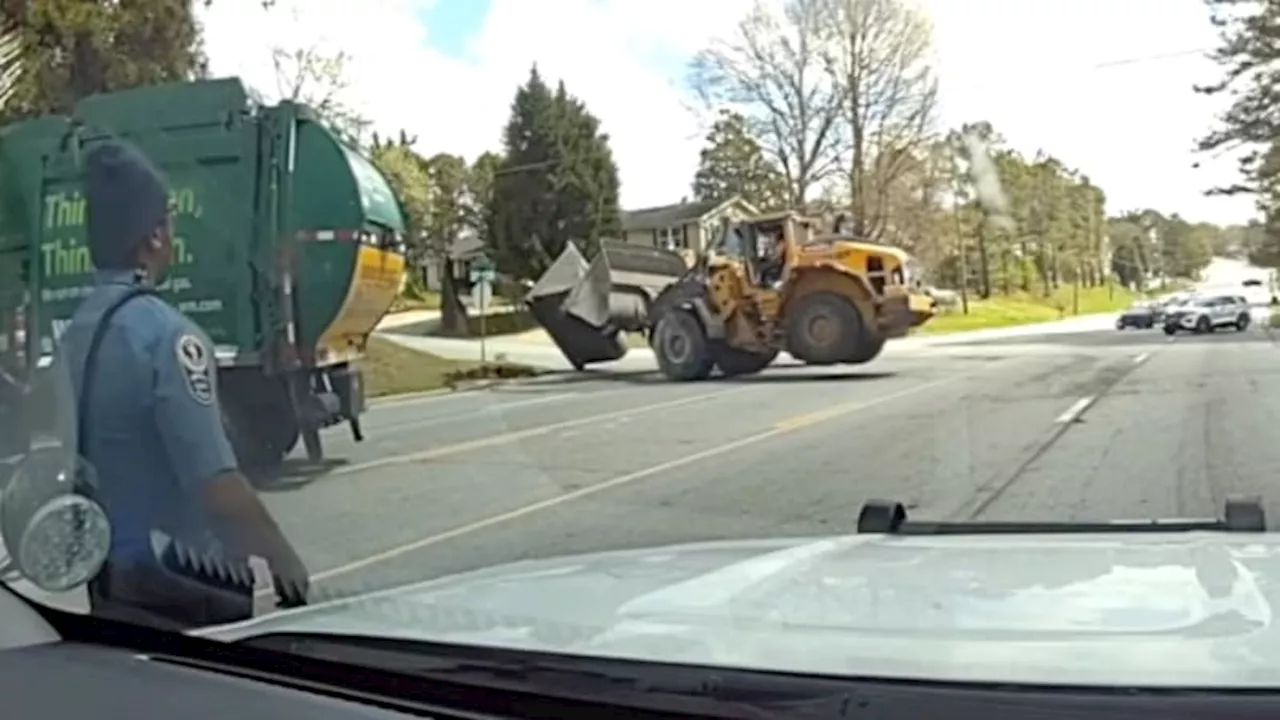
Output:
856,497,1266,535
236,632,849,710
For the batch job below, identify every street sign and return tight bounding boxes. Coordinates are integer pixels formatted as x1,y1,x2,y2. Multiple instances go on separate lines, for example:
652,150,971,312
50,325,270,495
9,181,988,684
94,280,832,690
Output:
469,254,496,284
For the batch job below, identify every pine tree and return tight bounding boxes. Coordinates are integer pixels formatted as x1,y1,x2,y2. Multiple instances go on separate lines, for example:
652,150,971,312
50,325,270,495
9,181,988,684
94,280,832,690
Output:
692,109,787,210
489,65,621,280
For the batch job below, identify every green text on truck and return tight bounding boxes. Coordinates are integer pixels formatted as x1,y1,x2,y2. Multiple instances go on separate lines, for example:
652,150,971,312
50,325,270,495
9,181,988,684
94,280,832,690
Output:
0,77,408,479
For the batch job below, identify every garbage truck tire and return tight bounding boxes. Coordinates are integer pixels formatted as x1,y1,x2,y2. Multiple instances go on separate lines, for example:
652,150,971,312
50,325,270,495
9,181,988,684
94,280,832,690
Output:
653,310,714,381
786,291,863,365
221,394,299,484
714,345,778,377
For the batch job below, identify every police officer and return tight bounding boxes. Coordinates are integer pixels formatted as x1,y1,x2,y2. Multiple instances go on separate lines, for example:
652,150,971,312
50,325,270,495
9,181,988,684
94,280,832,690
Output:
54,140,309,629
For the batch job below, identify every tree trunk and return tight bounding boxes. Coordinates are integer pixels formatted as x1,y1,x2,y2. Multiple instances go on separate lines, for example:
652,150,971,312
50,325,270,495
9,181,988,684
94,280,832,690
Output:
439,260,469,335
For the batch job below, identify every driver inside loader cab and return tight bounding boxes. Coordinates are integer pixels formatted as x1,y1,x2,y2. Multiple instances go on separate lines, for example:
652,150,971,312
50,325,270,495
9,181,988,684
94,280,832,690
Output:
758,226,787,287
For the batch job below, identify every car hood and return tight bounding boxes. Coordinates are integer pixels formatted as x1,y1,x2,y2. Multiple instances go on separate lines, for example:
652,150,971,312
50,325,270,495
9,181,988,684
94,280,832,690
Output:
198,533,1280,688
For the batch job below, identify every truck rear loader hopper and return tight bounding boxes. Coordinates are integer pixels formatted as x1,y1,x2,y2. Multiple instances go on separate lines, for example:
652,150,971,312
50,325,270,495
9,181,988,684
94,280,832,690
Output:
525,241,688,370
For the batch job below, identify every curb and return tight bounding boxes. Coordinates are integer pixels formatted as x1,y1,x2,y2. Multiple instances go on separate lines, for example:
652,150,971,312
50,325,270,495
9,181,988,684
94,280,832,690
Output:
368,370,554,406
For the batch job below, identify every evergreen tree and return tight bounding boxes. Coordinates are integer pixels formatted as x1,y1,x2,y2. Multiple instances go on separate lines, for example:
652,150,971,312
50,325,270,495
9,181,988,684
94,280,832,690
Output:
489,66,621,280
692,109,787,210
0,0,208,121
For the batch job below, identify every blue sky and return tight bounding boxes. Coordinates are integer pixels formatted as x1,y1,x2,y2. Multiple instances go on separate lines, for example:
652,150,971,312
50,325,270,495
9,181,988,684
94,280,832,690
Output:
421,0,491,58
202,0,1256,226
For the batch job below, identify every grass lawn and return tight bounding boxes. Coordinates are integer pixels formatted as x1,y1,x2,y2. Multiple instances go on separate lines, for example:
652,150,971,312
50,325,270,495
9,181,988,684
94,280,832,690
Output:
361,336,537,398
462,309,541,336
388,290,441,313
920,285,1143,335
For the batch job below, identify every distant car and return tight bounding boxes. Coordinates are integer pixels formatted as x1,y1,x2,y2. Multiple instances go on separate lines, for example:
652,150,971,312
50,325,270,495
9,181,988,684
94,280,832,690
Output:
1162,294,1251,335
1115,302,1155,329
1150,293,1193,324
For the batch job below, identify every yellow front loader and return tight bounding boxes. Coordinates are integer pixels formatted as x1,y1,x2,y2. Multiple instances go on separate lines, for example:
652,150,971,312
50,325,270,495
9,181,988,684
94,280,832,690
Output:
525,211,936,381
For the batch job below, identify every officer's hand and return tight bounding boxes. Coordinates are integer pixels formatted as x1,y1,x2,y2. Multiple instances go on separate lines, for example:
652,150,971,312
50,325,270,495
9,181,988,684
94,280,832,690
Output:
272,553,310,608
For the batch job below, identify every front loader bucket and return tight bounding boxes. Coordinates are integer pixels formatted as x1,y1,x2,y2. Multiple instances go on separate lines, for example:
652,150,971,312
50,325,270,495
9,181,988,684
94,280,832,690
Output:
525,240,689,369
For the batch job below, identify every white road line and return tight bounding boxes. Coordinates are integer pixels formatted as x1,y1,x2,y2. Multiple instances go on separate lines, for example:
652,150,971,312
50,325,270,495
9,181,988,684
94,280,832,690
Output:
1133,352,1150,364
328,384,758,478
1055,395,1095,424
306,374,966,584
367,391,592,435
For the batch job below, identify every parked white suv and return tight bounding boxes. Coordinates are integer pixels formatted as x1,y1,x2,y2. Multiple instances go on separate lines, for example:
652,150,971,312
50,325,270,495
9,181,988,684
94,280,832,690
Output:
1162,294,1251,335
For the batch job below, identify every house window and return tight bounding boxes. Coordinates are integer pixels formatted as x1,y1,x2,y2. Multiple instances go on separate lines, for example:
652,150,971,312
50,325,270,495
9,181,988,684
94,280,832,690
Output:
701,220,720,252
655,226,687,250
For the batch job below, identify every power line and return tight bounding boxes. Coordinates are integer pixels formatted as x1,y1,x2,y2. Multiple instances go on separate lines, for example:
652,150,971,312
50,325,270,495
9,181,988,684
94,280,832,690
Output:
1092,48,1211,69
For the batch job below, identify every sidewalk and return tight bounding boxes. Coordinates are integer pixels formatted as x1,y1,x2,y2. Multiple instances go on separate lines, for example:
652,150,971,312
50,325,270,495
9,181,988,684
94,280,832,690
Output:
375,303,517,333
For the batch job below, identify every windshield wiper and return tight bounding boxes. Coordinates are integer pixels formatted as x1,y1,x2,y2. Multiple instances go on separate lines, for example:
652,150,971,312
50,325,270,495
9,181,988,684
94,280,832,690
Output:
855,497,1266,535
236,632,851,713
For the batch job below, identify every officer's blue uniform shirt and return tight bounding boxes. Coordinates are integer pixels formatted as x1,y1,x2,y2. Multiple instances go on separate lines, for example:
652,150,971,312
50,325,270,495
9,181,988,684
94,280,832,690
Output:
53,269,238,566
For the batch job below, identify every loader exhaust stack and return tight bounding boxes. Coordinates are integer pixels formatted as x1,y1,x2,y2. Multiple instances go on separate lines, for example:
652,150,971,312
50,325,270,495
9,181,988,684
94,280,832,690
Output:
525,240,689,369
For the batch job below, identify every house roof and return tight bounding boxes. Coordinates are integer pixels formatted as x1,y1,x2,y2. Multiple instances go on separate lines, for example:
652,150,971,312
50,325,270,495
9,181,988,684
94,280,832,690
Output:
622,199,723,231
450,230,486,259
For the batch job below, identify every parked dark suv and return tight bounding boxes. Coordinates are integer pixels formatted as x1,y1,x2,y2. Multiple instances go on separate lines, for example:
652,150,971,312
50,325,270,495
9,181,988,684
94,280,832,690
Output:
1116,301,1156,329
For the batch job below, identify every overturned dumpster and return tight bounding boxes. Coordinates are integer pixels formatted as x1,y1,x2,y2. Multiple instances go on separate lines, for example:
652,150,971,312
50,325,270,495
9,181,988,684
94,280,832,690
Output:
525,240,688,370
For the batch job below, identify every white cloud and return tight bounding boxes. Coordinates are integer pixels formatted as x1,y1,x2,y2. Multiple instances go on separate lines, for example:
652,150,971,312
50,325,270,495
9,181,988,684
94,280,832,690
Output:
197,0,747,211
922,0,1254,226
197,0,1256,225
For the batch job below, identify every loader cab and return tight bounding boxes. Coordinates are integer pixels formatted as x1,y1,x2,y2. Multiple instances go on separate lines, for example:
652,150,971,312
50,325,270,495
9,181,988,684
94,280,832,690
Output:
712,212,807,289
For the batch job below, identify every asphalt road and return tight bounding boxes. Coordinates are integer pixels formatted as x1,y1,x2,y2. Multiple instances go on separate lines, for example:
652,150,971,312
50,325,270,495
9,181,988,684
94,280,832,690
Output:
247,301,1280,606
14,265,1280,617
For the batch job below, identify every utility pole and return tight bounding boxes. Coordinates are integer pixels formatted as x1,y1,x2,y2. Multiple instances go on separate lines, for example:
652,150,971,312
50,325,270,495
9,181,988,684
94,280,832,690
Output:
952,181,970,315
950,139,970,315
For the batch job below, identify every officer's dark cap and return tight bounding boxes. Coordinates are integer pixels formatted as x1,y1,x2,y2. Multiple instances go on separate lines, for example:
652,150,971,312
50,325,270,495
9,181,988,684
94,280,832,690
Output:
85,140,170,270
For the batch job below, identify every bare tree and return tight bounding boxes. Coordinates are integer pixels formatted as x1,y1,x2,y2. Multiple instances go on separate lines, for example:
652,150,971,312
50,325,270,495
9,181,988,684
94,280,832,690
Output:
0,23,22,109
689,0,842,207
819,0,938,240
272,44,369,147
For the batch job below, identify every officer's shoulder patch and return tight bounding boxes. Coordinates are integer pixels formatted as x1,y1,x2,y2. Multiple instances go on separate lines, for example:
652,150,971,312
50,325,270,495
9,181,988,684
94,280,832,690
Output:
174,332,213,405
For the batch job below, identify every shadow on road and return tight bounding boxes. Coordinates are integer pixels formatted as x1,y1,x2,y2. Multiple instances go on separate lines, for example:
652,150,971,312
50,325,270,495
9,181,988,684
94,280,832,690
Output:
937,327,1275,349
530,366,898,387
250,457,351,493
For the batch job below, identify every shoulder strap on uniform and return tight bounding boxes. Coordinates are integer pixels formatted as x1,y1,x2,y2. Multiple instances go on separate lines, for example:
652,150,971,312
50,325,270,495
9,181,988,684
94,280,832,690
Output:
76,287,159,461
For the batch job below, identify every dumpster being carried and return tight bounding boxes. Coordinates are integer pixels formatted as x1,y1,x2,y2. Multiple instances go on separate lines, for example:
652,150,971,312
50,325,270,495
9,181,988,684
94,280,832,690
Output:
0,77,408,480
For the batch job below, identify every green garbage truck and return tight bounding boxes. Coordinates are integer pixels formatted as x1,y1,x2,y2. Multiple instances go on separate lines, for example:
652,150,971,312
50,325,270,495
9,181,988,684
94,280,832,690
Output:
0,77,408,479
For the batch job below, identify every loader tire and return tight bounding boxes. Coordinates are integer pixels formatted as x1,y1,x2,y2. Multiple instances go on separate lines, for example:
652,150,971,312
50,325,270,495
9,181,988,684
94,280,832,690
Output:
847,332,886,364
786,291,863,365
714,345,778,377
653,310,714,381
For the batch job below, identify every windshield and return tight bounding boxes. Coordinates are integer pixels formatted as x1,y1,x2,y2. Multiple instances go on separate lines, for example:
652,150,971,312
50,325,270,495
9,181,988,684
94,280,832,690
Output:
4,0,1280,695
